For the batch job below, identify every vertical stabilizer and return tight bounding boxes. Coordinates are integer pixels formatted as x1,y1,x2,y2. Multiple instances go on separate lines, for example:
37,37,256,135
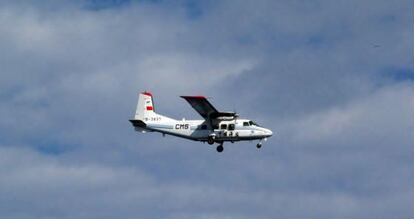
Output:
134,92,156,120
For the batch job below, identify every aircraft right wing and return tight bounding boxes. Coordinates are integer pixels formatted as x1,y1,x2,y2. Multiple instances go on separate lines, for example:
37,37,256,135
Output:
180,96,218,119
180,96,237,119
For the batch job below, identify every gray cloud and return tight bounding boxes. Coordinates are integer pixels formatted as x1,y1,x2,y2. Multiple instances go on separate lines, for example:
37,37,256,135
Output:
1,0,414,218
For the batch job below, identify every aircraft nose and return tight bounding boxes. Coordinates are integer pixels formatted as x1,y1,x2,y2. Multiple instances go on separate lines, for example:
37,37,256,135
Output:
266,129,273,137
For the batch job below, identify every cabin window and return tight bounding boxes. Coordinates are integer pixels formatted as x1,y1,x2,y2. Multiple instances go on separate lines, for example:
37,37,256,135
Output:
228,124,235,130
243,122,249,126
220,124,227,130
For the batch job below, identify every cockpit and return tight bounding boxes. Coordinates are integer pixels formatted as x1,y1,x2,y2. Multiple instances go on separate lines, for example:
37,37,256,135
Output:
243,120,260,127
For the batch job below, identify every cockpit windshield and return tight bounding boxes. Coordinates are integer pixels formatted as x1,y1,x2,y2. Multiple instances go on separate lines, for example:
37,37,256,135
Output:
249,120,260,126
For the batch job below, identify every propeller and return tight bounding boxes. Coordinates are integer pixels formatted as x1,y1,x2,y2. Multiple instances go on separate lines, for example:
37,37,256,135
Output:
233,106,239,123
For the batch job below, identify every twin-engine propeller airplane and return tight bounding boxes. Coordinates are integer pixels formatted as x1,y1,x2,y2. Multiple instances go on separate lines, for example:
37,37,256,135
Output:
129,92,273,152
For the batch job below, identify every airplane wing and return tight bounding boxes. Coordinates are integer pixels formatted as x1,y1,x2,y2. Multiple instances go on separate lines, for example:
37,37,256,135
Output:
180,96,218,119
181,96,237,119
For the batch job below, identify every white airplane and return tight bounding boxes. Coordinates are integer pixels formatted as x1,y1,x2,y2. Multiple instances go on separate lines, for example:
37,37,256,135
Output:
130,92,273,152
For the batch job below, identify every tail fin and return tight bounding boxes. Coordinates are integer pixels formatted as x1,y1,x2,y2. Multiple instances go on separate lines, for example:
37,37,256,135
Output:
134,92,156,120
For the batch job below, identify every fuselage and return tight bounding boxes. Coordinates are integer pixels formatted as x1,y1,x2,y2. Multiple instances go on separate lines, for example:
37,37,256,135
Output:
130,92,273,152
134,115,273,143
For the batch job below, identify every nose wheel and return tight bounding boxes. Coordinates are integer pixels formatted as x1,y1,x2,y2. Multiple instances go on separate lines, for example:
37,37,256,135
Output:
256,138,267,149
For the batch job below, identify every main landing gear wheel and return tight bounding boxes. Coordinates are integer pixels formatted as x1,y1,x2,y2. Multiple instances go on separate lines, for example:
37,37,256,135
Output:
207,136,215,145
216,145,224,153
256,143,262,149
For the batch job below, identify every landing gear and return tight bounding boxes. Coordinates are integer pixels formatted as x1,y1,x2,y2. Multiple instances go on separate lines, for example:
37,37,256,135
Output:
256,138,267,149
207,136,215,145
216,144,224,153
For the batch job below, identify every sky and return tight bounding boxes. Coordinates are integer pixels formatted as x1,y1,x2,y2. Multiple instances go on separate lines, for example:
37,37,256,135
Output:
1,0,414,218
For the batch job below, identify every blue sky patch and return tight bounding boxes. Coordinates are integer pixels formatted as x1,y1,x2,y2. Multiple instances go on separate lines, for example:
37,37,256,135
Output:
385,67,414,81
85,0,131,10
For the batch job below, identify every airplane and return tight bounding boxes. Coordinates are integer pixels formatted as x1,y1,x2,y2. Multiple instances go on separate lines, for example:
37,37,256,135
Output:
129,92,273,152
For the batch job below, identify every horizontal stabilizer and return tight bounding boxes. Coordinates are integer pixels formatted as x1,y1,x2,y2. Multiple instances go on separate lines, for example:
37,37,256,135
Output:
129,120,146,128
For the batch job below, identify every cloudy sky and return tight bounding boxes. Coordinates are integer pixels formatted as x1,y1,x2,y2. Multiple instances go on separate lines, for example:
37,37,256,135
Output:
1,0,414,218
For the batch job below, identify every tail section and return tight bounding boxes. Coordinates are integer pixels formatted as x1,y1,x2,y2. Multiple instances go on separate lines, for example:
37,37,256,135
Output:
134,92,156,120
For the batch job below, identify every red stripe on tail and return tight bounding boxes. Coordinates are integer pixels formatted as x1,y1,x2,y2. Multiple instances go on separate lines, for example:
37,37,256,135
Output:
142,92,153,97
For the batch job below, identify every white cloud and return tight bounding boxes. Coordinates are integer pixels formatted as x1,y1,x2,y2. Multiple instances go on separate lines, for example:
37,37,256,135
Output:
287,83,414,146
